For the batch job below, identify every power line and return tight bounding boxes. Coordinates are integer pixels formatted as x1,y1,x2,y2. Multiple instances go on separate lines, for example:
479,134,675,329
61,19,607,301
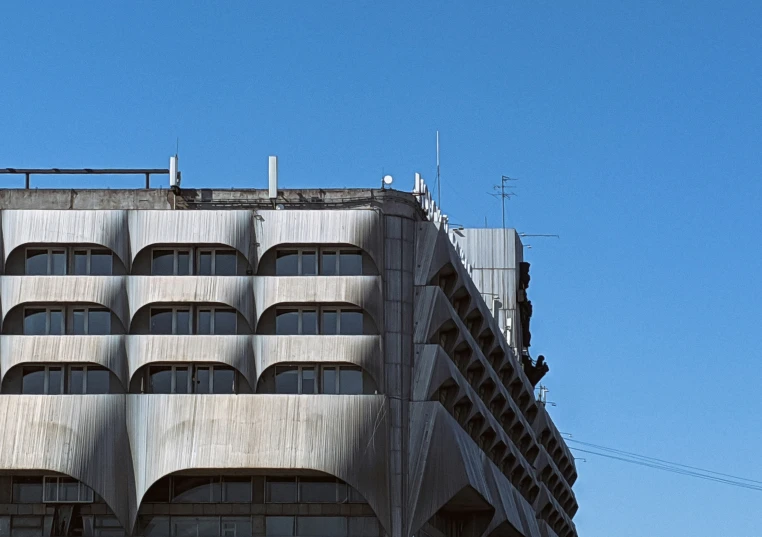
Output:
567,439,762,492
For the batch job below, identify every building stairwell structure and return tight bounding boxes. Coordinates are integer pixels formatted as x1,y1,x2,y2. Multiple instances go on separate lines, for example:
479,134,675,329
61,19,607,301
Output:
0,172,577,537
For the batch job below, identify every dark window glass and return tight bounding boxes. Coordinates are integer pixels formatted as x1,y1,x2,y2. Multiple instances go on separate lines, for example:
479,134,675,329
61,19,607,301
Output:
90,251,113,275
339,251,363,275
215,252,237,275
265,479,296,503
299,479,337,503
70,367,85,394
88,310,111,335
49,310,64,335
266,516,294,537
25,250,48,275
301,251,317,275
194,367,210,394
302,310,318,335
50,251,66,275
349,517,379,537
275,310,299,335
339,368,363,395
172,517,219,537
44,478,58,502
11,515,44,537
21,367,45,394
276,251,299,276
13,477,43,503
222,477,252,503
322,368,336,394
143,478,171,503
72,310,86,335
74,251,89,275
348,487,367,503
197,310,212,335
197,251,213,276
213,368,235,394
221,517,251,537
172,477,216,503
138,516,169,537
59,477,79,502
339,311,363,335
322,311,338,335
47,367,63,395
321,251,337,275
87,368,110,394
150,309,173,334
175,309,191,335
149,366,172,394
152,251,174,275
214,310,237,335
297,516,347,537
302,368,315,394
275,366,298,394
177,251,191,276
175,367,189,394
23,309,47,335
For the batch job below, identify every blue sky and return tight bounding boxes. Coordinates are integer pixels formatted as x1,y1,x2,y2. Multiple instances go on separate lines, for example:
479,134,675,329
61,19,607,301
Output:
1,1,761,535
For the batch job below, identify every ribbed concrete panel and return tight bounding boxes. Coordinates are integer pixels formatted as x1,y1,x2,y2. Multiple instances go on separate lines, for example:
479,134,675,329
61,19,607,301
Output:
408,402,545,537
532,404,576,481
128,210,255,263
126,335,256,390
126,276,255,330
411,344,461,402
253,335,383,390
0,335,127,388
255,209,383,271
0,395,135,529
253,276,383,331
1,210,129,267
126,394,390,531
0,275,128,329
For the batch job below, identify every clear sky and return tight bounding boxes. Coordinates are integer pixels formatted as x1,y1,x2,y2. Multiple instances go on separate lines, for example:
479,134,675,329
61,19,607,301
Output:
2,1,761,535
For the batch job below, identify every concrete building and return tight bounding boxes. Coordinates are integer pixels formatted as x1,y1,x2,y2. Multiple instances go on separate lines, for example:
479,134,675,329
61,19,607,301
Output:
0,174,577,537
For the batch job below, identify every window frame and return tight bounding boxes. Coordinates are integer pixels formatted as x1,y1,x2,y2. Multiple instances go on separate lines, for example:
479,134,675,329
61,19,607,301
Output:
73,248,113,276
23,306,65,335
21,364,110,395
320,308,364,335
275,307,363,335
25,247,67,275
151,248,193,276
320,248,363,276
70,307,112,335
144,364,237,394
196,307,238,335
149,306,193,335
197,248,238,276
273,364,364,395
274,365,316,394
275,308,318,335
42,476,94,503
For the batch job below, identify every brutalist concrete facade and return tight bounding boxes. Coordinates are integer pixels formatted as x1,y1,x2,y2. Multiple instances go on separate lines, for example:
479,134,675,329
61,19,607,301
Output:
0,184,577,537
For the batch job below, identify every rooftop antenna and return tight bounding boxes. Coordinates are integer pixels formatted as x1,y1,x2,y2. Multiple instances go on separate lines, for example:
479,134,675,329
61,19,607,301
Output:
489,175,518,229
537,385,556,407
436,131,441,207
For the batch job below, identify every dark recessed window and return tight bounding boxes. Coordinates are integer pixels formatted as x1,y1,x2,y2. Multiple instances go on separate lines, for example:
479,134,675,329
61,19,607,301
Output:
152,249,192,276
321,310,363,335
145,365,236,394
172,477,220,503
197,308,237,335
74,249,113,275
23,308,64,335
221,477,253,503
150,308,191,335
275,249,317,276
299,478,343,503
265,478,297,503
25,248,66,275
274,366,299,394
72,308,111,335
197,249,238,276
297,516,347,537
42,476,94,503
12,477,44,503
266,516,295,537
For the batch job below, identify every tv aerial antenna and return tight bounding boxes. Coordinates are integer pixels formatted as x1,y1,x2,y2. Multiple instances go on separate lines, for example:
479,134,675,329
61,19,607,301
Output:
489,175,518,229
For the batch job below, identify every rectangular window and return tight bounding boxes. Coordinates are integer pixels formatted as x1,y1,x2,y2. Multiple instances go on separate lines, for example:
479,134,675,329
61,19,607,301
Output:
194,366,210,394
297,516,347,537
73,249,113,275
301,367,316,394
71,308,111,335
321,309,363,335
25,248,67,275
266,516,294,537
152,249,192,276
322,367,337,395
338,367,364,395
349,517,379,537
172,477,219,503
42,476,94,503
21,366,45,394
212,367,236,394
93,516,125,537
47,367,63,395
174,366,190,394
338,251,363,275
86,367,110,394
137,516,169,537
10,515,44,537
274,366,299,394
320,251,338,276
150,308,192,335
198,249,238,276
276,249,319,276
69,367,85,394
221,517,252,537
221,477,253,503
172,516,218,537
298,478,340,503
265,478,297,503
23,308,64,335
197,308,237,335
149,366,172,394
12,477,43,503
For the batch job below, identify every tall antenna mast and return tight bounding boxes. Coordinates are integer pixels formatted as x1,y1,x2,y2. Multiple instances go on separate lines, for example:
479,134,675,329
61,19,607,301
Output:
489,175,518,229
436,131,441,207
